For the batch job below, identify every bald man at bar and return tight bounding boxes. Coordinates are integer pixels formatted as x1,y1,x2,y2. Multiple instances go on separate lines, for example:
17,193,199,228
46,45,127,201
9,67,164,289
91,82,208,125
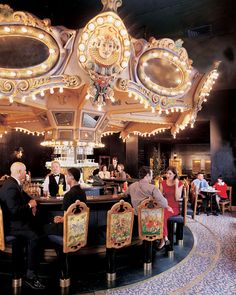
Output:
0,162,45,290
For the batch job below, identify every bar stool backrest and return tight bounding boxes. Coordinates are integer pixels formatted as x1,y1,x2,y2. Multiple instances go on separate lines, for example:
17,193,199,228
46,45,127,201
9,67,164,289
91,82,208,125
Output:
138,197,164,241
181,182,189,225
106,200,134,249
63,200,90,253
0,206,5,251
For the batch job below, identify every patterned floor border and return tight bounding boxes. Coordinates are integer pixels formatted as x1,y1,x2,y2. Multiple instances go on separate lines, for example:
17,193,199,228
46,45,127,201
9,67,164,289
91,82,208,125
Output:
94,216,223,295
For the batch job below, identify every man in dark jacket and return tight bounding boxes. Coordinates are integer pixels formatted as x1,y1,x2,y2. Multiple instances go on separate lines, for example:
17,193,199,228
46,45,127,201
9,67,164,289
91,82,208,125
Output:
44,167,86,235
0,162,45,290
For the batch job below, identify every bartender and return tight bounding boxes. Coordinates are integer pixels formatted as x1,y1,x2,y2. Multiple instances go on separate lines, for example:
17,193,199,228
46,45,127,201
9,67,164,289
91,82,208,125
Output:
43,161,69,196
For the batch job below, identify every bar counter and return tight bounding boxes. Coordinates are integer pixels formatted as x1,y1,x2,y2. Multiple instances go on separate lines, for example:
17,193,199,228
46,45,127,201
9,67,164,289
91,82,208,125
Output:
34,193,125,205
34,193,129,246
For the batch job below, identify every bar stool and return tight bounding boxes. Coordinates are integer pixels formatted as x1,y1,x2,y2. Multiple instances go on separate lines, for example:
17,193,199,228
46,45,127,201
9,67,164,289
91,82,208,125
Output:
48,200,89,288
137,197,164,272
106,199,134,281
166,186,187,256
0,206,22,288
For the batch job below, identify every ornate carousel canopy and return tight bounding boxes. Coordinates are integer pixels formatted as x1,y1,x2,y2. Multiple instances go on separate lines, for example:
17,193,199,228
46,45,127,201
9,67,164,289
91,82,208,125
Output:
0,0,219,146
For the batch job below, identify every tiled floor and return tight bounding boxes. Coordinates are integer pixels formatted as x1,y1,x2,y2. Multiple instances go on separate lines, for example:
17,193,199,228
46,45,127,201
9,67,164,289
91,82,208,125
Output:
0,227,194,295
1,212,235,295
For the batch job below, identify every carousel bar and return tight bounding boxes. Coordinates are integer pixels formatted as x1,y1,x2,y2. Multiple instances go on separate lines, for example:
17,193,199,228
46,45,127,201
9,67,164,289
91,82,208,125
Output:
0,0,235,294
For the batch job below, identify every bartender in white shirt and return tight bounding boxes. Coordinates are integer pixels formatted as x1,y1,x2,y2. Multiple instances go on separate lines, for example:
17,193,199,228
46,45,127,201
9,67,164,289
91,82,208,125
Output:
43,161,69,196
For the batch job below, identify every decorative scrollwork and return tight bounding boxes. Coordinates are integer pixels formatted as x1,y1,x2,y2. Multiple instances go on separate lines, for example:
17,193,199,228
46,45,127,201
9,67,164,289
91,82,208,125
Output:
62,75,81,87
30,77,51,89
17,80,30,92
0,79,15,94
101,0,122,12
0,4,13,21
160,98,168,106
59,29,75,48
149,37,190,63
116,78,128,91
13,11,51,30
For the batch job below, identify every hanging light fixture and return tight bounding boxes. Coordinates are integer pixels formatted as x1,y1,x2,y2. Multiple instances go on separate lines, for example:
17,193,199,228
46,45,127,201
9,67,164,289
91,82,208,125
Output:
86,80,115,111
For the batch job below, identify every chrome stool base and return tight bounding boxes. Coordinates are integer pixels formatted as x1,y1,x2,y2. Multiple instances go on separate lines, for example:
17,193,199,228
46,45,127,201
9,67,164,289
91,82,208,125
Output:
107,272,116,281
60,278,71,288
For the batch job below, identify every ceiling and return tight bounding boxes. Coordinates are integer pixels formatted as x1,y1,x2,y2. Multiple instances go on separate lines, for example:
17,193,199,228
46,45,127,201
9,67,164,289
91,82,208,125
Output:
0,0,235,143
3,0,236,90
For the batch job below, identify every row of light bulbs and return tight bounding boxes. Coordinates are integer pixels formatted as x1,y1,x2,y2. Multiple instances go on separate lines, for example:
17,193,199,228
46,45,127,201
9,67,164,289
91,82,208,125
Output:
0,127,44,139
199,70,219,100
15,128,44,136
171,69,220,138
128,92,186,114
120,128,167,142
5,87,64,103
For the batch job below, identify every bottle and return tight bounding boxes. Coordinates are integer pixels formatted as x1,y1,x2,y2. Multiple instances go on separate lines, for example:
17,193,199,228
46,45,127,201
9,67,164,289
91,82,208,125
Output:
58,183,64,197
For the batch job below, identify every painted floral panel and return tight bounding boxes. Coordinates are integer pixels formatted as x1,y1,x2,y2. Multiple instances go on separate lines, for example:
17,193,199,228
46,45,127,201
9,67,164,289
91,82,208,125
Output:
67,212,88,248
110,212,132,244
140,208,163,235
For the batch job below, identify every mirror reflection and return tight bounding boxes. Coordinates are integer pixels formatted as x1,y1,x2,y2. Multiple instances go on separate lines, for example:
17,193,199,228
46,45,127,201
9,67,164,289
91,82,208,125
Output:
0,36,49,68
82,113,101,128
52,111,74,126
141,58,183,88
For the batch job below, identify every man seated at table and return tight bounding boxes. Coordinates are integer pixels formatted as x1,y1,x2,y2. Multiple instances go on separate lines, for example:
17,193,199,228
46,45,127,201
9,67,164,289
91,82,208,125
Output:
43,161,69,197
192,172,211,215
44,167,86,235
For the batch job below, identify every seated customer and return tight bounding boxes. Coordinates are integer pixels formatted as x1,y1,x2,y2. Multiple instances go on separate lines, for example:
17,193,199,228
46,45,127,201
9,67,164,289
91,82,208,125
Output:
159,166,183,249
192,172,209,214
213,175,228,211
116,163,127,180
98,165,110,179
43,161,69,197
44,167,86,235
0,162,45,290
125,166,173,236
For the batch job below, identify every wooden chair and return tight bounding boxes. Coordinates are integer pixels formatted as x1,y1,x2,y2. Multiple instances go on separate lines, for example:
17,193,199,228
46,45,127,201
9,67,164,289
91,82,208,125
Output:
138,197,164,270
192,183,203,219
167,184,188,256
0,206,22,288
106,199,134,281
48,200,89,287
219,186,232,214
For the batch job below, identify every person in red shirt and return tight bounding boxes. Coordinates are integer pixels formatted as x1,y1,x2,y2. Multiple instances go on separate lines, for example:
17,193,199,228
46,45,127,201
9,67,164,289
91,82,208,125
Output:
159,166,183,249
213,175,228,210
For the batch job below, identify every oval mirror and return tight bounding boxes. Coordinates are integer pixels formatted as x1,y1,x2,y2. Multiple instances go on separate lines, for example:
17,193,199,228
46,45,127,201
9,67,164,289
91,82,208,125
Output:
0,36,49,68
142,58,183,88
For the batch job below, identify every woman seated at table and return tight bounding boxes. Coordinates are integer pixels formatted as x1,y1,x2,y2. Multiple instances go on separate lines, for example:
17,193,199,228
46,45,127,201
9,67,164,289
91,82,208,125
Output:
158,166,183,249
213,175,228,212
44,167,86,235
98,165,111,179
115,163,127,180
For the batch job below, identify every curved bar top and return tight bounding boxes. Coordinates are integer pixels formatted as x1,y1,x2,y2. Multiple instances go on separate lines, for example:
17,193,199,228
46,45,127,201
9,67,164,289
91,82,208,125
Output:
34,193,126,205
